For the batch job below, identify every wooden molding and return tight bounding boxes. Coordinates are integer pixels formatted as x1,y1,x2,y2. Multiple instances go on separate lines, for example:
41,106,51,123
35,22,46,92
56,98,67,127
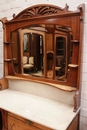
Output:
11,4,70,21
73,90,80,112
5,75,77,92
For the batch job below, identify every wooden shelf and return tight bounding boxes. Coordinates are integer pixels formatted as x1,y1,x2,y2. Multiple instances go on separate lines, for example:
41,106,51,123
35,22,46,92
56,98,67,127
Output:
71,40,79,43
4,59,11,62
4,42,10,44
4,58,16,61
47,51,54,54
5,75,77,92
68,64,78,68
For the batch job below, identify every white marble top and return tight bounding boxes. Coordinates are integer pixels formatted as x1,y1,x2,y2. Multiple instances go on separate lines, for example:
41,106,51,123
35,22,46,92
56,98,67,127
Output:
0,89,79,130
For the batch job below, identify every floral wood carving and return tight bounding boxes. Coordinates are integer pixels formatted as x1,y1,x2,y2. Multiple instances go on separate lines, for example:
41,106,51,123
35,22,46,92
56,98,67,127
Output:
12,4,70,20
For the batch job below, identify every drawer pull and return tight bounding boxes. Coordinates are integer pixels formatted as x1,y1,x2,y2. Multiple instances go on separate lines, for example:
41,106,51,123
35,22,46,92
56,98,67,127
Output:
25,119,32,125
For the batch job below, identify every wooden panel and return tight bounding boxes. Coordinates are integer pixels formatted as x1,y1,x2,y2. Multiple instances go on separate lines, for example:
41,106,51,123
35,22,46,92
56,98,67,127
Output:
0,111,2,130
46,33,53,51
1,109,7,130
67,114,79,130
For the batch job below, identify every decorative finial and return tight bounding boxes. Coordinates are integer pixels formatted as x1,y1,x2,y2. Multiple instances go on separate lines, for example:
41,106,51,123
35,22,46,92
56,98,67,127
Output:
64,4,69,12
13,13,16,18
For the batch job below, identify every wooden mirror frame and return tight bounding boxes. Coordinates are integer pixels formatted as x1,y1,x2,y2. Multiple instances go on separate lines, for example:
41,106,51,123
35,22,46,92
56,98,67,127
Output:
1,4,84,91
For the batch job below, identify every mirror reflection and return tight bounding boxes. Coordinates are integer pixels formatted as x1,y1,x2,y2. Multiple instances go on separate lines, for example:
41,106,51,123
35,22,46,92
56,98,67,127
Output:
11,24,73,81
55,36,66,80
23,33,43,77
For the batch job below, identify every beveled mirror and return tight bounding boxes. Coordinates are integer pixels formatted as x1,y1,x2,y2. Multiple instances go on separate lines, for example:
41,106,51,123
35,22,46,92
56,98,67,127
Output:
11,24,72,81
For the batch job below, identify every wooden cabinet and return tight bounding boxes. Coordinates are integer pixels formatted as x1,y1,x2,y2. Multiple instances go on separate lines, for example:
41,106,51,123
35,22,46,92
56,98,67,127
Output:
1,109,79,130
0,3,84,130
1,110,51,130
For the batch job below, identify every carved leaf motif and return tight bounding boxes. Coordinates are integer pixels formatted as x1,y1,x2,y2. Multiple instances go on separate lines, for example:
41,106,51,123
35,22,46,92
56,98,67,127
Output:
12,5,65,20
10,123,15,130
20,6,58,19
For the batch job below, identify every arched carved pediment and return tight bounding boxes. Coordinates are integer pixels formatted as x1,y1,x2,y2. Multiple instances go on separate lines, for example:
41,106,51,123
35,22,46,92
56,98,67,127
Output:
12,4,70,20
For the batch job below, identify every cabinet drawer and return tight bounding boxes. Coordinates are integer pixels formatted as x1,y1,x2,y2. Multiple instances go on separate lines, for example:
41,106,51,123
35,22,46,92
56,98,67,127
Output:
1,109,79,130
6,112,51,130
8,115,39,130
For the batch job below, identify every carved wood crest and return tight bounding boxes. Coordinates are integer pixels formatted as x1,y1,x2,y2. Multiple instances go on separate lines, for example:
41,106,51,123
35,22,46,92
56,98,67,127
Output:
12,4,69,20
